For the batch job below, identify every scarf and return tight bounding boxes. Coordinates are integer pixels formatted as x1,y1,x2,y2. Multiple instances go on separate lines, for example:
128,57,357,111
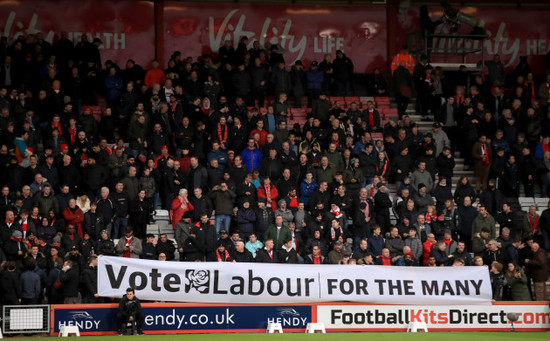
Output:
381,256,392,266
377,160,388,178
5,219,13,227
456,94,464,106
69,126,77,144
265,185,271,207
331,208,343,219
51,121,62,133
527,215,538,232
288,195,298,209
266,248,273,261
542,143,549,153
124,236,133,257
216,249,231,262
217,123,228,143
368,110,375,127
330,226,343,240
425,213,437,224
481,143,490,166
313,254,322,264
369,186,375,198
179,198,189,211
363,201,370,219
525,81,535,102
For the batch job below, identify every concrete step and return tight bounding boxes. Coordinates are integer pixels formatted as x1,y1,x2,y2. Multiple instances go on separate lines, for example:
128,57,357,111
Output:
146,224,159,236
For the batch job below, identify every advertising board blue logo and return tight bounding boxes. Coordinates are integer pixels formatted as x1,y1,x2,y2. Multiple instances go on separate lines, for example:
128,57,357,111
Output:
54,305,312,333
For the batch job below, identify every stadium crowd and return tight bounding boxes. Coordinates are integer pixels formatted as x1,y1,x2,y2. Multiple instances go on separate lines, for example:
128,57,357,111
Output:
0,32,549,306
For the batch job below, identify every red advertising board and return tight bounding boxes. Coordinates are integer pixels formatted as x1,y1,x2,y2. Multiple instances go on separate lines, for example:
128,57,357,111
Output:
163,2,388,73
395,5,550,73
0,0,155,67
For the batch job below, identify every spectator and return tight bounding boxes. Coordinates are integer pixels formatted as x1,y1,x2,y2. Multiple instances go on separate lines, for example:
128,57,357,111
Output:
116,226,142,258
525,242,549,301
116,288,145,335
208,182,236,236
256,239,278,263
505,262,531,301
59,259,81,304
20,260,41,304
155,233,176,261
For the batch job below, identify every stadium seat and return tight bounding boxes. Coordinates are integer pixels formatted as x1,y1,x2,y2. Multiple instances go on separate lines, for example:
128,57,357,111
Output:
305,323,326,333
381,108,399,120
407,321,428,332
371,132,384,141
344,96,360,105
59,325,80,337
329,96,345,106
266,322,284,333
375,96,390,103
290,108,307,117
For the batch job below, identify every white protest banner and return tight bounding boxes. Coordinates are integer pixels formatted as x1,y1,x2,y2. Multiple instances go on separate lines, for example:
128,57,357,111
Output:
97,256,492,305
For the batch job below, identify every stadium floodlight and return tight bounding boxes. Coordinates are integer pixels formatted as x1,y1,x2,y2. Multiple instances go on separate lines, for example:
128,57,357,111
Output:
440,2,485,36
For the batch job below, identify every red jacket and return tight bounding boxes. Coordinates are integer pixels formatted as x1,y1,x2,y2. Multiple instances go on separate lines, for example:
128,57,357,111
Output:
171,197,194,229
422,240,434,265
63,206,85,238
257,184,279,211
249,128,268,146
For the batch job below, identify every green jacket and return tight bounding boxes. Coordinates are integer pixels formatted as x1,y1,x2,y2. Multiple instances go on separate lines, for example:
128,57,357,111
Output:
264,224,292,250
471,214,496,240
505,270,531,301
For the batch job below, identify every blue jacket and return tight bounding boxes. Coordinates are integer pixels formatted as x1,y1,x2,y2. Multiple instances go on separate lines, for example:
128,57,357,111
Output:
367,234,384,257
491,138,510,154
104,75,123,101
241,148,262,173
207,149,228,169
306,69,324,90
299,180,319,205
237,208,257,234
535,142,548,161
21,270,41,299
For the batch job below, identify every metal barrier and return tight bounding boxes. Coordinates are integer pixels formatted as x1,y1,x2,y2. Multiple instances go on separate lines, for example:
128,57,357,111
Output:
2,305,50,334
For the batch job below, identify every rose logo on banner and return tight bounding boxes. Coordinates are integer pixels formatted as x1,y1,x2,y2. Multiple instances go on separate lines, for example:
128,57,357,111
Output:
185,270,210,294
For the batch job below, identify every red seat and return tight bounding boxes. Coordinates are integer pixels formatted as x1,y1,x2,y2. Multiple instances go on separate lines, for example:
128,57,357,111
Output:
371,132,384,140
290,108,307,116
384,108,398,118
375,96,390,103
329,96,345,107
344,96,360,105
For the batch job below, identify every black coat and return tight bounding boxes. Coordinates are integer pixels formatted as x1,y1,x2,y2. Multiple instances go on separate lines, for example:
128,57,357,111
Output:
391,154,413,182
232,249,255,263
0,269,21,304
81,265,98,298
436,154,455,179
278,248,298,264
182,236,203,261
255,248,279,263
59,267,80,298
255,207,274,234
